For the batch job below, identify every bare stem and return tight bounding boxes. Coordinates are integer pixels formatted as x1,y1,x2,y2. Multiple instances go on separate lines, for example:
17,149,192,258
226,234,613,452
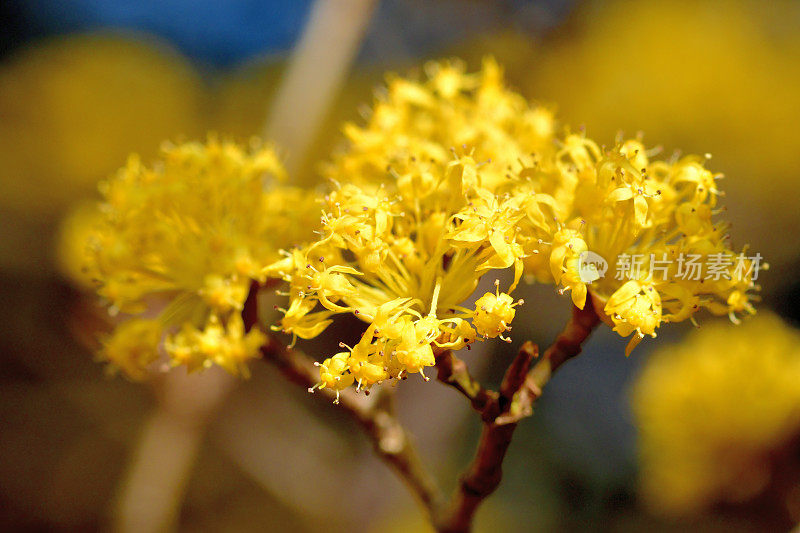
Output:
112,369,236,533
434,350,498,419
434,342,536,533
434,303,600,532
248,274,600,532
263,0,378,177
260,337,443,514
243,283,444,518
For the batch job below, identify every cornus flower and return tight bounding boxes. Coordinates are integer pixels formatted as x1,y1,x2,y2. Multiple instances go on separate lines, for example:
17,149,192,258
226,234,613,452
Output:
70,54,769,533
632,314,800,517
84,56,762,388
522,135,762,354
327,57,556,192
88,138,319,378
265,155,528,400
269,57,763,395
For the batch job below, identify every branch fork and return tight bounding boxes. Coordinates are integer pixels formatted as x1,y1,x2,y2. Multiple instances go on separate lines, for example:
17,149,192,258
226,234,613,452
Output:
244,281,600,532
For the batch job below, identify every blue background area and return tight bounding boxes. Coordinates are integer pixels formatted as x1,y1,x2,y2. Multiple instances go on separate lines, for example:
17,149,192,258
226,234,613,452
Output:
3,0,574,68
12,0,314,67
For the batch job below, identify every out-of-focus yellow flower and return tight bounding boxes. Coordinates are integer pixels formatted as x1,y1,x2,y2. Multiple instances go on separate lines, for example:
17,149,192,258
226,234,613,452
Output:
165,314,266,378
0,33,205,216
55,201,103,288
632,313,800,516
89,138,319,378
100,318,162,381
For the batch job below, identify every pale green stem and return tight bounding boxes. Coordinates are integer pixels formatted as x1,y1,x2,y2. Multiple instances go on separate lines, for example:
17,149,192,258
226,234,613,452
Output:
112,369,235,533
263,0,379,178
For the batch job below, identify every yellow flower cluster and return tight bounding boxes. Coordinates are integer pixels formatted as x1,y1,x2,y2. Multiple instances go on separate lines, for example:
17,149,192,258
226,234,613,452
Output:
327,57,556,191
89,138,319,378
265,158,529,399
632,314,800,515
269,58,760,395
533,136,761,355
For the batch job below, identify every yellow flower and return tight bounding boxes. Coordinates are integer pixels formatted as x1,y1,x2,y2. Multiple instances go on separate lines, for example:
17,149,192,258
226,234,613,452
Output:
548,227,589,309
89,138,318,378
100,318,162,380
267,154,529,394
521,134,761,354
273,56,762,391
632,313,800,516
603,280,662,356
472,281,522,341
327,57,557,192
165,314,266,378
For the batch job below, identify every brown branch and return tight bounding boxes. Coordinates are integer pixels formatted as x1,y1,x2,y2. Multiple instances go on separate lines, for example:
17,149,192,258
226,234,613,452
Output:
260,338,443,514
434,304,600,532
247,277,600,532
243,283,444,518
435,342,536,533
434,350,499,420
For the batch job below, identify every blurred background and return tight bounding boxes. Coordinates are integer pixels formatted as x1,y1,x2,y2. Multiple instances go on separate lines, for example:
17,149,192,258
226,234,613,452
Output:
1,0,799,531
